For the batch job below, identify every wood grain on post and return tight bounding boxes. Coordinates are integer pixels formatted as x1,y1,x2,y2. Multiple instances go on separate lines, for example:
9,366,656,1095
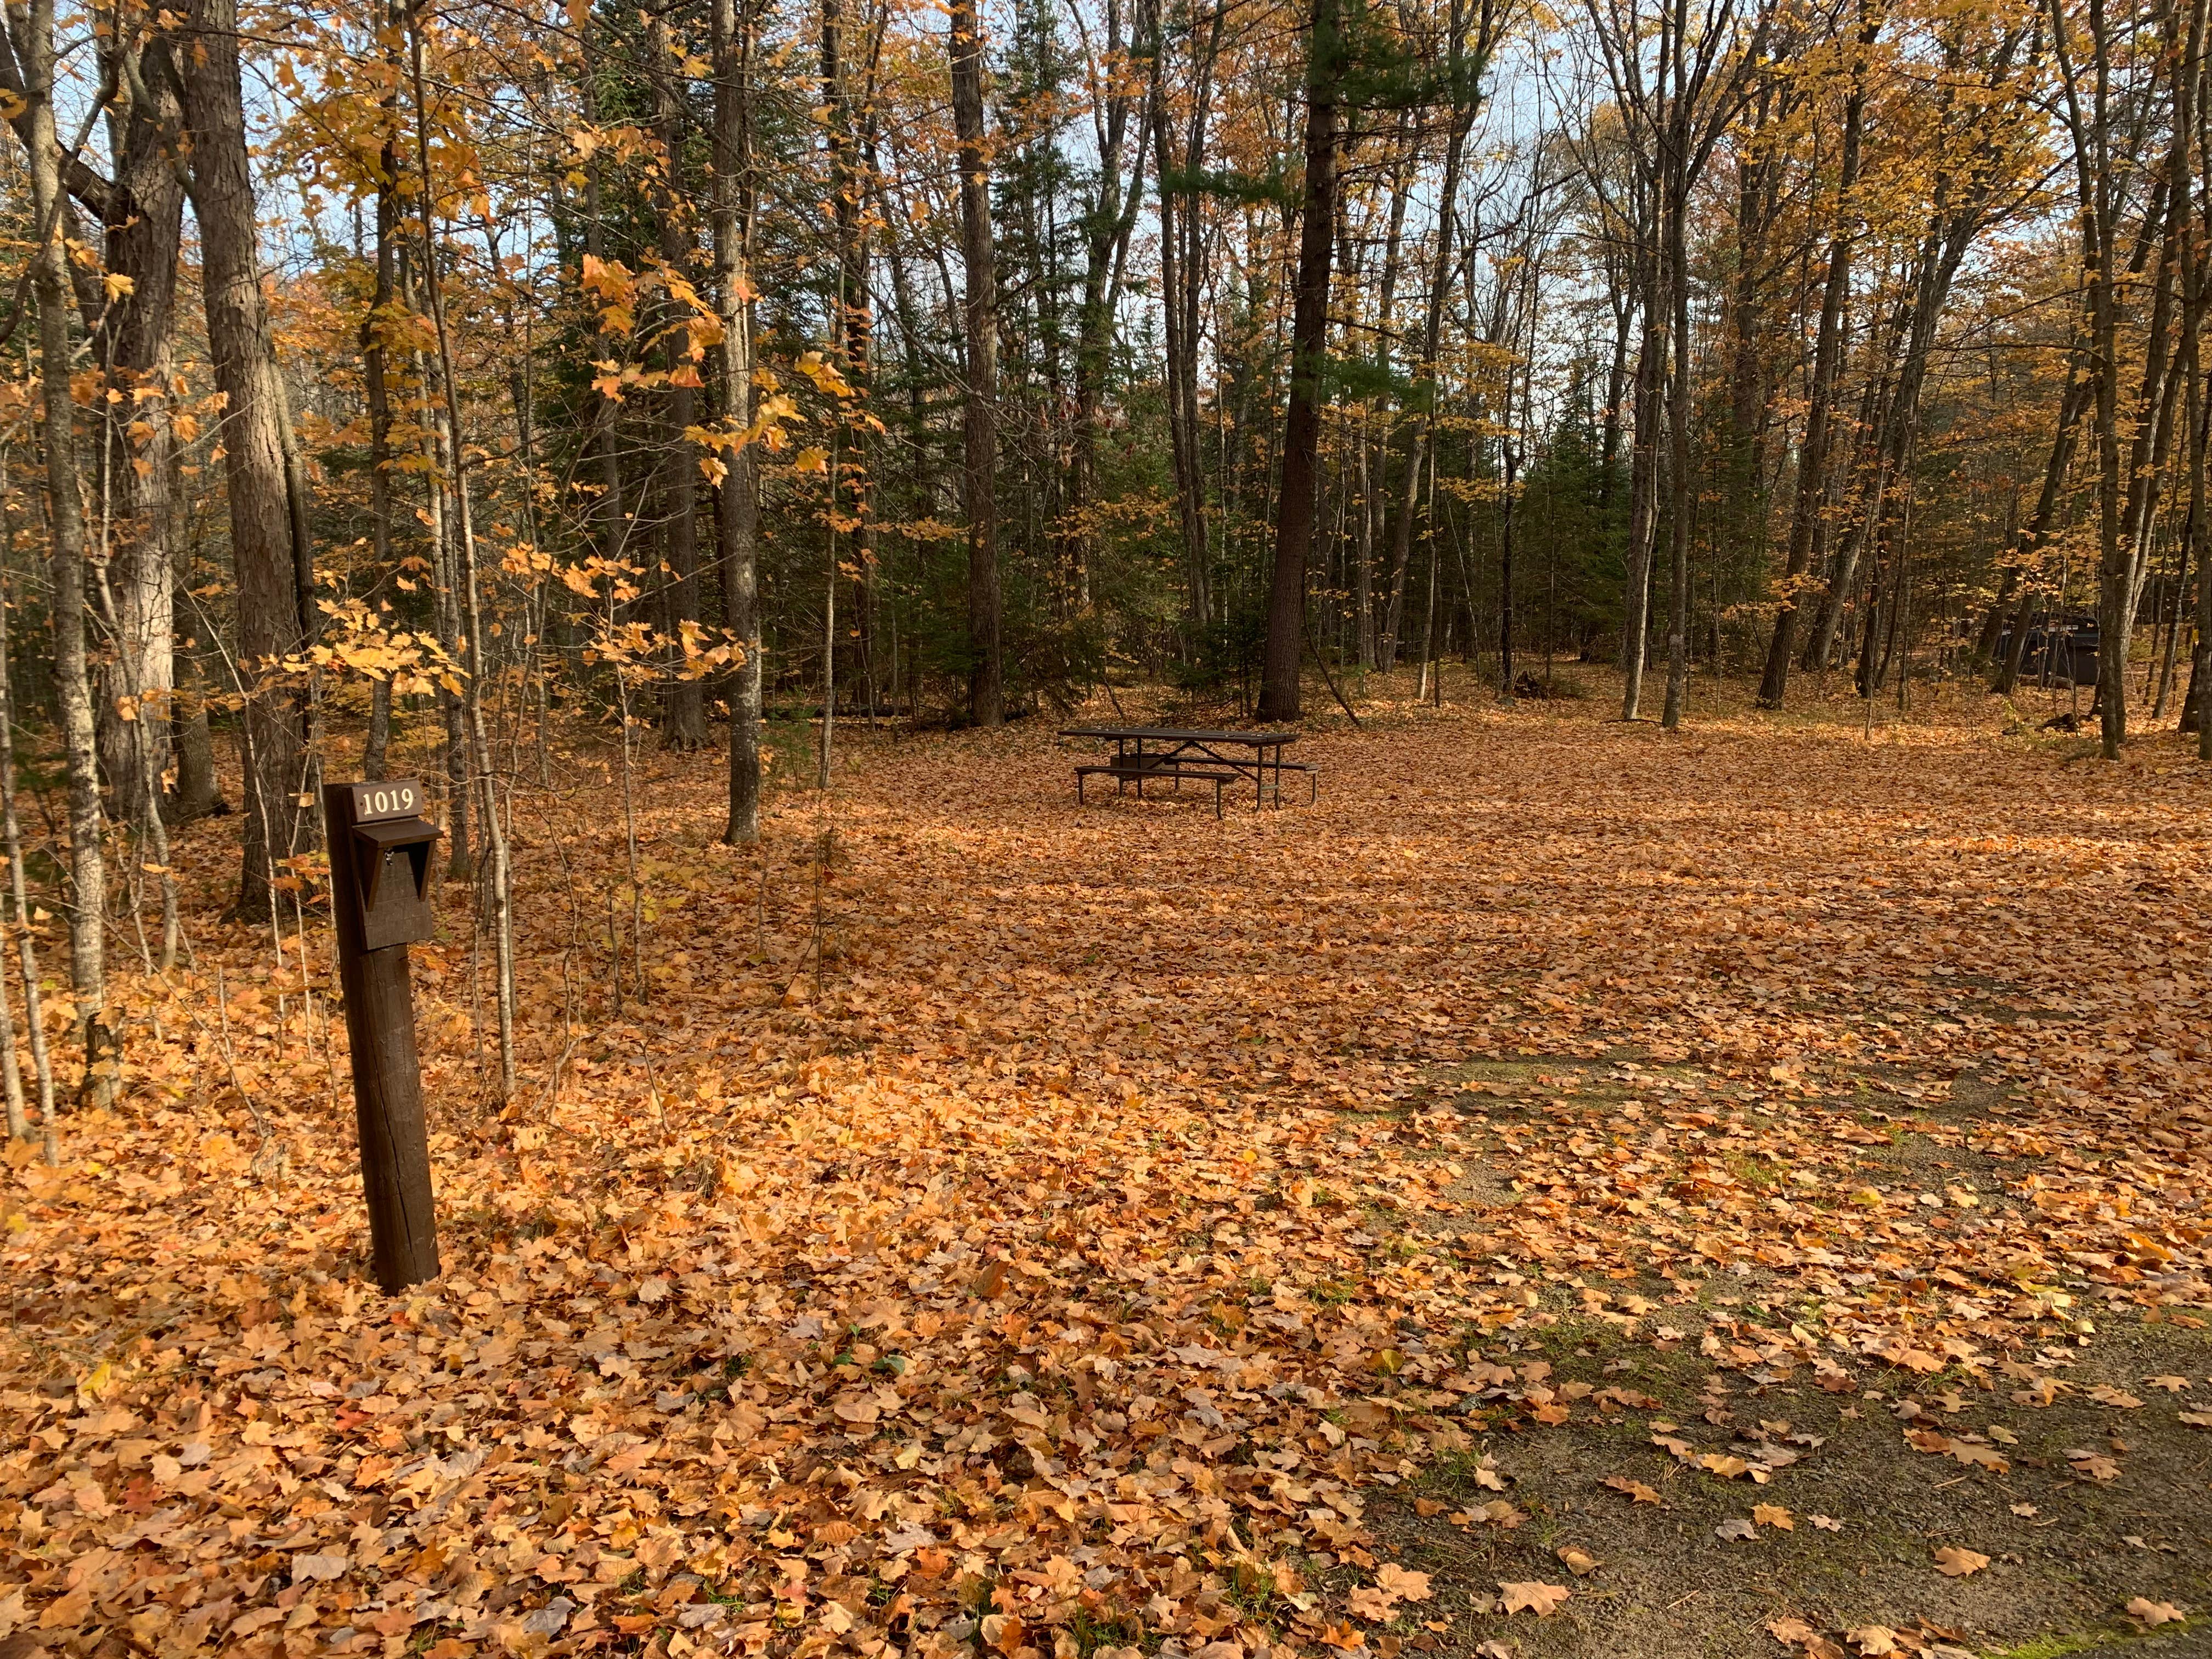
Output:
325,783,441,1292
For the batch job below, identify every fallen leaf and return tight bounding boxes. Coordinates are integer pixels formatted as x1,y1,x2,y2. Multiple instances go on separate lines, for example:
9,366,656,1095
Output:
1601,1474,1662,1504
1846,1627,1900,1656
1554,1545,1599,1576
2125,1598,2185,1628
1932,1547,1990,1577
1374,1565,1432,1603
1810,1514,1844,1532
1499,1582,1571,1617
1716,1518,1757,1542
1753,1503,1794,1530
1346,1587,1394,1622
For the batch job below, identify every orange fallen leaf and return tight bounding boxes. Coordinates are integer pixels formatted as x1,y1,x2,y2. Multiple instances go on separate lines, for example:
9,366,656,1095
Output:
1932,1546,1989,1577
1374,1564,1432,1602
1499,1582,1571,1616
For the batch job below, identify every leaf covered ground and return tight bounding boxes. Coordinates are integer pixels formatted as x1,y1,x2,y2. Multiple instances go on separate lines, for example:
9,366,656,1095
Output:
4,684,2211,1659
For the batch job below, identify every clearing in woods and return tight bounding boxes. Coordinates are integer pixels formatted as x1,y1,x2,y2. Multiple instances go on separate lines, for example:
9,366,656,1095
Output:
3,686,2209,1659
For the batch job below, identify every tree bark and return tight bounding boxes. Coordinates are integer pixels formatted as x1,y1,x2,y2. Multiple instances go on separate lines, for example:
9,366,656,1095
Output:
1149,0,1222,630
179,0,319,921
404,0,515,1097
93,36,185,836
1256,0,1342,722
1757,10,1867,708
653,15,708,749
19,0,114,1104
952,0,1002,725
715,0,765,840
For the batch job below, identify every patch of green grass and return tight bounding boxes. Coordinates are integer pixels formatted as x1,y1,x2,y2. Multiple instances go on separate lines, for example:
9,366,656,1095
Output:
1224,1563,1278,1617
1065,1607,1155,1658
1725,1150,1783,1188
1983,1617,2194,1658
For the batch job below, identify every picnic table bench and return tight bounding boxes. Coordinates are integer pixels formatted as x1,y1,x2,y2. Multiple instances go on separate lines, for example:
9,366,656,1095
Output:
1060,726,1317,817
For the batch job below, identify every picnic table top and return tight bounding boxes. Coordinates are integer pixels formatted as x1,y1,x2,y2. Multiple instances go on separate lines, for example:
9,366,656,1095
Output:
1058,725,1299,747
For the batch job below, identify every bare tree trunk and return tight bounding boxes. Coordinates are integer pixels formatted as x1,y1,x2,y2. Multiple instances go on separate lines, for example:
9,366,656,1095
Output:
1149,0,1221,630
1757,9,1867,708
1620,239,1663,720
363,50,400,781
579,16,628,561
716,0,765,840
0,560,55,1157
653,15,708,750
952,0,1002,725
21,0,114,1105
1257,0,1343,720
1660,170,1694,729
93,38,184,837
180,0,319,921
405,0,515,1099
1991,366,2092,693
1383,0,1487,673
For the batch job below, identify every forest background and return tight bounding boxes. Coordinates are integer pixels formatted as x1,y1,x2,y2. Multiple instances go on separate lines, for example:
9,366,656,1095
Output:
0,0,2209,1116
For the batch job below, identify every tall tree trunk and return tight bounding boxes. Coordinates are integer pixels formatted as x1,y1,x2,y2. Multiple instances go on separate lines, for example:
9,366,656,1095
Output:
179,0,319,921
20,0,114,1104
1257,0,1342,721
579,16,628,561
1068,0,1150,612
1991,365,2092,692
951,0,1002,725
94,39,184,839
363,35,401,780
1757,10,1867,708
716,0,764,840
1620,231,1663,720
654,16,708,749
1382,0,1483,672
1149,0,1221,630
405,0,515,1098
1660,156,1694,729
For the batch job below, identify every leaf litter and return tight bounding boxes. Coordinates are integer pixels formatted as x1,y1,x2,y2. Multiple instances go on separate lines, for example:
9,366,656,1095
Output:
2,696,2211,1658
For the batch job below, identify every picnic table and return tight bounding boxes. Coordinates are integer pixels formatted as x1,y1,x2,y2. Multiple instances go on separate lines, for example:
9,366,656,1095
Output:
1059,726,1316,817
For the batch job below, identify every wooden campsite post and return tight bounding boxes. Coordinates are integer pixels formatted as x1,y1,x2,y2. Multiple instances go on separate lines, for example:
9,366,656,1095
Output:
324,780,443,1291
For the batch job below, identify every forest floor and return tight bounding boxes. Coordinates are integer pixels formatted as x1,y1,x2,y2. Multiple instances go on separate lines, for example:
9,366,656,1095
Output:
4,669,2211,1659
